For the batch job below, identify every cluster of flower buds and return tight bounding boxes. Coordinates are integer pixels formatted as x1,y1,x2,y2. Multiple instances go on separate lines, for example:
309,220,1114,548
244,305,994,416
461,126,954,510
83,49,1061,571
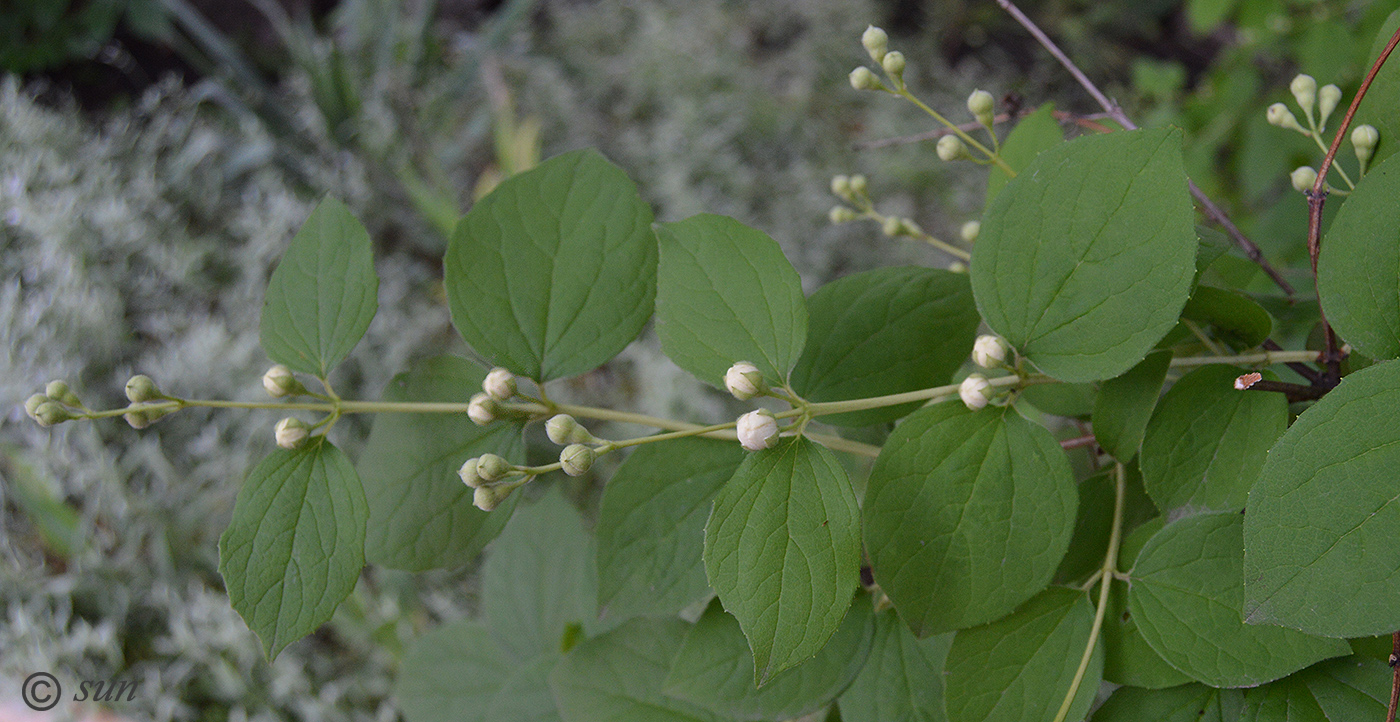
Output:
724,362,766,401
24,380,88,428
262,365,306,398
958,374,996,411
971,335,1010,369
736,409,779,452
828,175,871,225
1269,74,1345,136
119,374,172,429
851,26,904,92
458,453,529,511
468,367,521,426
545,414,604,477
274,417,309,450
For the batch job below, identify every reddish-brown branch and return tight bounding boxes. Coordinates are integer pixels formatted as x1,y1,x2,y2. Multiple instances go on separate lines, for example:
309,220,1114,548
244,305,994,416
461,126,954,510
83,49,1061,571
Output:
1388,631,1400,722
1059,434,1099,451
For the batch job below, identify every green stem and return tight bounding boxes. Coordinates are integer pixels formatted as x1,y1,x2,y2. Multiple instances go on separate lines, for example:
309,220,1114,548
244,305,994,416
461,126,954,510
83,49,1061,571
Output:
1052,461,1125,722
1309,129,1356,189
1168,349,1318,368
898,89,1015,175
805,374,1032,416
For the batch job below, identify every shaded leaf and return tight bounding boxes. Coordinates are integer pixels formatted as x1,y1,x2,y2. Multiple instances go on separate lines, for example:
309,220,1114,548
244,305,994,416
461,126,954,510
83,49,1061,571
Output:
1093,349,1172,463
396,620,561,722
1317,151,1400,360
986,103,1064,205
838,608,952,722
1100,518,1194,689
1092,684,1244,722
1182,286,1273,351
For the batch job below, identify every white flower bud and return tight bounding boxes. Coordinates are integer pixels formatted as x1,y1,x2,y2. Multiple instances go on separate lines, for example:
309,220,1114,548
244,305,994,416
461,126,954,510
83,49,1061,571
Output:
560,444,597,477
482,368,517,401
468,393,498,426
936,135,968,162
33,401,72,427
967,89,995,126
45,380,81,407
1290,166,1318,193
972,335,1009,368
125,374,160,403
1266,103,1307,134
547,414,579,445
476,453,511,483
1353,124,1380,165
1318,84,1342,128
724,361,766,400
959,220,981,244
881,51,906,80
958,374,993,411
473,485,510,512
829,206,858,224
1290,74,1317,116
124,410,151,429
862,25,888,62
262,364,303,398
830,174,852,199
848,175,868,195
274,417,309,450
882,216,904,237
736,409,779,452
24,393,48,421
948,261,967,274
850,67,883,91
458,458,483,488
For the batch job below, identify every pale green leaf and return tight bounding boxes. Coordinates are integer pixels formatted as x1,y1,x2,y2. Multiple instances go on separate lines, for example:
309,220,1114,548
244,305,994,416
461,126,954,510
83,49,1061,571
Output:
396,621,561,722
1317,151,1400,360
1091,684,1244,722
485,656,564,722
1093,350,1171,463
837,608,952,722
986,103,1064,205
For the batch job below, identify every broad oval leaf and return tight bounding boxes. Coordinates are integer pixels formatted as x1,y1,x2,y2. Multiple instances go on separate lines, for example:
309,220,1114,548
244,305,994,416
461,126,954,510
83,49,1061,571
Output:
1129,512,1350,688
397,620,561,722
863,403,1078,634
444,148,657,381
549,617,727,722
260,196,379,377
1244,360,1400,637
596,438,744,620
790,266,980,427
837,608,952,722
1182,286,1273,351
218,438,368,658
1093,350,1171,463
1092,684,1244,722
358,356,523,571
986,102,1064,205
944,588,1102,722
1237,656,1393,722
971,126,1197,382
663,595,875,721
1317,151,1400,360
703,436,861,684
656,213,808,386
1140,364,1287,513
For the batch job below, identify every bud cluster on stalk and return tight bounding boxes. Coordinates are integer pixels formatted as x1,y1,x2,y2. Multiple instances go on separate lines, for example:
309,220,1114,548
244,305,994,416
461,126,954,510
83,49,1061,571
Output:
458,453,530,511
25,379,89,428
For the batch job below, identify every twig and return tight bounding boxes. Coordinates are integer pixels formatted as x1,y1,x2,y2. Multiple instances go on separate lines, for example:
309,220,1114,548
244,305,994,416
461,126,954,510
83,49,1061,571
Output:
853,110,1115,150
1388,631,1399,722
1262,338,1324,383
1059,434,1098,451
993,0,1295,298
1233,373,1328,401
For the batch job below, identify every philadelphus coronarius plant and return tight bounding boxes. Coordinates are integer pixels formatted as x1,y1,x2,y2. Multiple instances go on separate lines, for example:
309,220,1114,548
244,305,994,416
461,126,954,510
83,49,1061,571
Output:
735,409,779,451
958,373,994,410
972,334,1009,368
724,361,765,400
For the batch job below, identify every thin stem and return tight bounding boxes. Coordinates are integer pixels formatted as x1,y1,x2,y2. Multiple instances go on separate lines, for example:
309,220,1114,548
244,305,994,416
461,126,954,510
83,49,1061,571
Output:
896,88,1015,175
804,374,1028,416
1387,631,1399,722
1168,350,1318,368
1182,318,1227,356
1052,462,1126,722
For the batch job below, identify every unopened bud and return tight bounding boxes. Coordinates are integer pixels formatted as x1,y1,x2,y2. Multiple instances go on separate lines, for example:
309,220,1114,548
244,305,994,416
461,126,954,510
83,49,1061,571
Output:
1290,166,1318,193
124,410,151,429
881,51,906,80
724,361,766,400
24,393,48,421
829,206,858,224
850,67,883,92
262,365,304,398
1353,124,1379,165
862,25,888,62
1318,84,1341,128
45,380,81,407
958,374,993,411
458,458,483,488
483,368,516,401
936,135,968,162
948,261,967,274
560,444,597,476
1266,103,1307,134
881,216,904,237
967,89,995,127
476,453,511,483
33,401,72,427
1290,74,1317,116
125,375,160,403
736,409,779,452
546,413,595,446
275,417,309,450
848,174,868,196
959,220,980,244
468,393,498,426
972,335,1009,368
830,174,852,199
473,484,510,512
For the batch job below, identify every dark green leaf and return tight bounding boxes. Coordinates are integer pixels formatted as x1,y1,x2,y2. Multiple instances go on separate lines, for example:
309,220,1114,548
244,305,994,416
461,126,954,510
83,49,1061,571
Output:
790,267,979,427
864,404,1077,634
1054,464,1156,585
656,214,808,386
1093,350,1172,463
260,196,379,377
704,436,861,684
1092,684,1244,722
1182,286,1273,351
1353,10,1400,168
596,438,744,620
1195,226,1233,283
219,438,368,658
837,608,952,722
1101,518,1194,689
1303,656,1393,719
1317,151,1400,360
1244,360,1400,637
986,103,1064,205
971,127,1198,382
444,149,657,381
1018,381,1097,418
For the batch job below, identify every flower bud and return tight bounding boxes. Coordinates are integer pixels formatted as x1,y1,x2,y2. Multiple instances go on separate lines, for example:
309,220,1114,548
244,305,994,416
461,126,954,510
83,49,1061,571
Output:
545,413,595,446
736,409,779,452
476,453,511,483
33,401,72,427
967,89,995,127
458,458,483,488
45,380,81,407
1353,124,1380,165
262,365,304,398
468,393,498,426
862,25,888,62
1318,84,1342,128
724,361,766,400
972,335,1009,368
848,174,868,196
959,374,993,411
830,174,852,199
1290,74,1317,116
125,375,160,403
560,444,597,477
881,51,906,80
959,220,980,244
936,135,968,162
24,393,48,421
473,484,510,512
829,206,858,224
850,67,882,92
948,261,967,274
482,368,516,401
1290,166,1318,193
274,417,309,450
124,410,151,429
1266,103,1307,134
881,216,904,237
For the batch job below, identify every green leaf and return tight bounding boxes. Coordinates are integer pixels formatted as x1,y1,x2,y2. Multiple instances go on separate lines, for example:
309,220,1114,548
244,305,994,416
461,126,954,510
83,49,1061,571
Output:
396,620,561,722
971,127,1197,382
550,617,728,722
219,438,368,659
1195,226,1233,283
1244,360,1400,637
1018,381,1098,418
1182,286,1273,351
1237,658,1393,722
1101,518,1194,689
1054,464,1157,585
663,595,874,721
1139,364,1287,512
485,655,564,722
1353,10,1400,169
704,436,861,684
358,356,523,571
1093,350,1172,463
863,404,1078,634
444,149,657,381
837,608,952,722
790,267,979,427
1317,151,1400,360
944,588,1102,722
656,214,808,386
1091,684,1244,722
1128,512,1350,688
260,196,379,377
483,489,598,662
986,103,1064,205
596,438,744,620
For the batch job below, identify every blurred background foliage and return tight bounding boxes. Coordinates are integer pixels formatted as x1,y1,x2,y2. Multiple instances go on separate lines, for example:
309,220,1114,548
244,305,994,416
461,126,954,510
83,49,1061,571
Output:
0,0,1392,719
